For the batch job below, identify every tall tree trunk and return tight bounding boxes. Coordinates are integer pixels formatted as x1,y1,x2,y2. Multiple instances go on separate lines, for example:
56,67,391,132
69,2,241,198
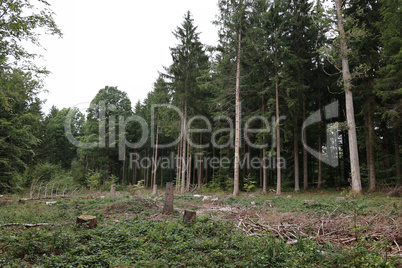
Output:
192,153,196,185
303,99,308,190
335,0,362,194
342,130,349,183
122,154,126,185
233,25,242,197
133,165,136,185
365,118,371,184
160,155,164,187
212,147,215,181
275,41,281,196
261,97,267,193
318,95,322,189
198,133,203,189
294,118,300,192
186,142,191,192
153,126,159,196
247,144,251,175
145,148,148,188
106,146,109,185
263,148,267,194
367,100,376,191
176,138,182,191
181,101,187,194
260,150,263,187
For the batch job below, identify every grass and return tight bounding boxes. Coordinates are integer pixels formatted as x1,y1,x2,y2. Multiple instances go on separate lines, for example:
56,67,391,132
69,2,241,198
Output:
0,190,401,267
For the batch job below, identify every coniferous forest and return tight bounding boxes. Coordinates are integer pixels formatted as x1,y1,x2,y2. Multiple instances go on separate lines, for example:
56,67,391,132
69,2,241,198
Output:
0,0,401,195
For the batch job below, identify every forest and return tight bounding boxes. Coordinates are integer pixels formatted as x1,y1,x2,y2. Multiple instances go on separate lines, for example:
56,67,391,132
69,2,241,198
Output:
0,0,401,196
1,0,401,266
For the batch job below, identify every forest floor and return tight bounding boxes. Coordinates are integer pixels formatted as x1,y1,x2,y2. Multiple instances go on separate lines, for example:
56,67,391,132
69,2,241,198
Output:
0,189,401,267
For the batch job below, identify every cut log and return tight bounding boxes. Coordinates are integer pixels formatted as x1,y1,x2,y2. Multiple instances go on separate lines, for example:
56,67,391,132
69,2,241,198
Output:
76,215,97,229
162,182,174,215
183,210,196,224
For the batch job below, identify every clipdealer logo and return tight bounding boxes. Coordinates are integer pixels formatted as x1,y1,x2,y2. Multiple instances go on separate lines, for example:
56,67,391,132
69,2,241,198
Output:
64,101,340,170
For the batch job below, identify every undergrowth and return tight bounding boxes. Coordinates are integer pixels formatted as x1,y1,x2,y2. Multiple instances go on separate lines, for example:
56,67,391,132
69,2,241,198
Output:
0,192,400,267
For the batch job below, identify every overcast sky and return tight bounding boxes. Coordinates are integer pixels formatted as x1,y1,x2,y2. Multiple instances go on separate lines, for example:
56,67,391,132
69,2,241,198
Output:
36,0,219,113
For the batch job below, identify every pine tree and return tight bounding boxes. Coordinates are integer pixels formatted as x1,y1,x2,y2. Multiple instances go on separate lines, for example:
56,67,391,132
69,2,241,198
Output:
164,11,209,193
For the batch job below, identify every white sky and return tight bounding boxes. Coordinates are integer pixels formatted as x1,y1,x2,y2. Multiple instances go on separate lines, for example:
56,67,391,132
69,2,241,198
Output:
36,0,219,113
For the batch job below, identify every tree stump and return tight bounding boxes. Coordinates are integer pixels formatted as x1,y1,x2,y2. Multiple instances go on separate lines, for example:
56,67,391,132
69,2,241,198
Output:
76,215,97,229
162,182,174,215
183,210,196,224
110,184,116,196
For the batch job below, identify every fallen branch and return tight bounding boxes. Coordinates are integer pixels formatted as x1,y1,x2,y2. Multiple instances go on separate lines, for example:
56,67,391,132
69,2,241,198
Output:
1,222,72,227
19,195,70,202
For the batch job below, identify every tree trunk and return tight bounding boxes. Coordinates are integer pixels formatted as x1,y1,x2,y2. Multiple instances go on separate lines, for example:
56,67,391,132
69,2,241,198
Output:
233,25,242,197
294,119,300,192
260,150,263,188
274,40,281,196
160,153,164,187
145,148,149,188
263,148,267,194
186,153,191,192
153,126,159,196
318,94,322,189
342,130,349,183
176,139,182,191
262,99,267,194
181,101,187,194
122,152,126,185
133,165,137,185
212,146,215,180
303,99,308,190
198,133,203,190
335,0,362,194
367,101,376,191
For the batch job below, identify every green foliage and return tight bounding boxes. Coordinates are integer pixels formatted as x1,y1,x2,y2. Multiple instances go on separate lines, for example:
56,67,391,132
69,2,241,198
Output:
0,0,61,193
208,169,234,192
76,86,133,186
32,163,61,182
101,174,118,192
86,169,102,191
0,194,398,267
127,180,145,195
243,173,257,192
